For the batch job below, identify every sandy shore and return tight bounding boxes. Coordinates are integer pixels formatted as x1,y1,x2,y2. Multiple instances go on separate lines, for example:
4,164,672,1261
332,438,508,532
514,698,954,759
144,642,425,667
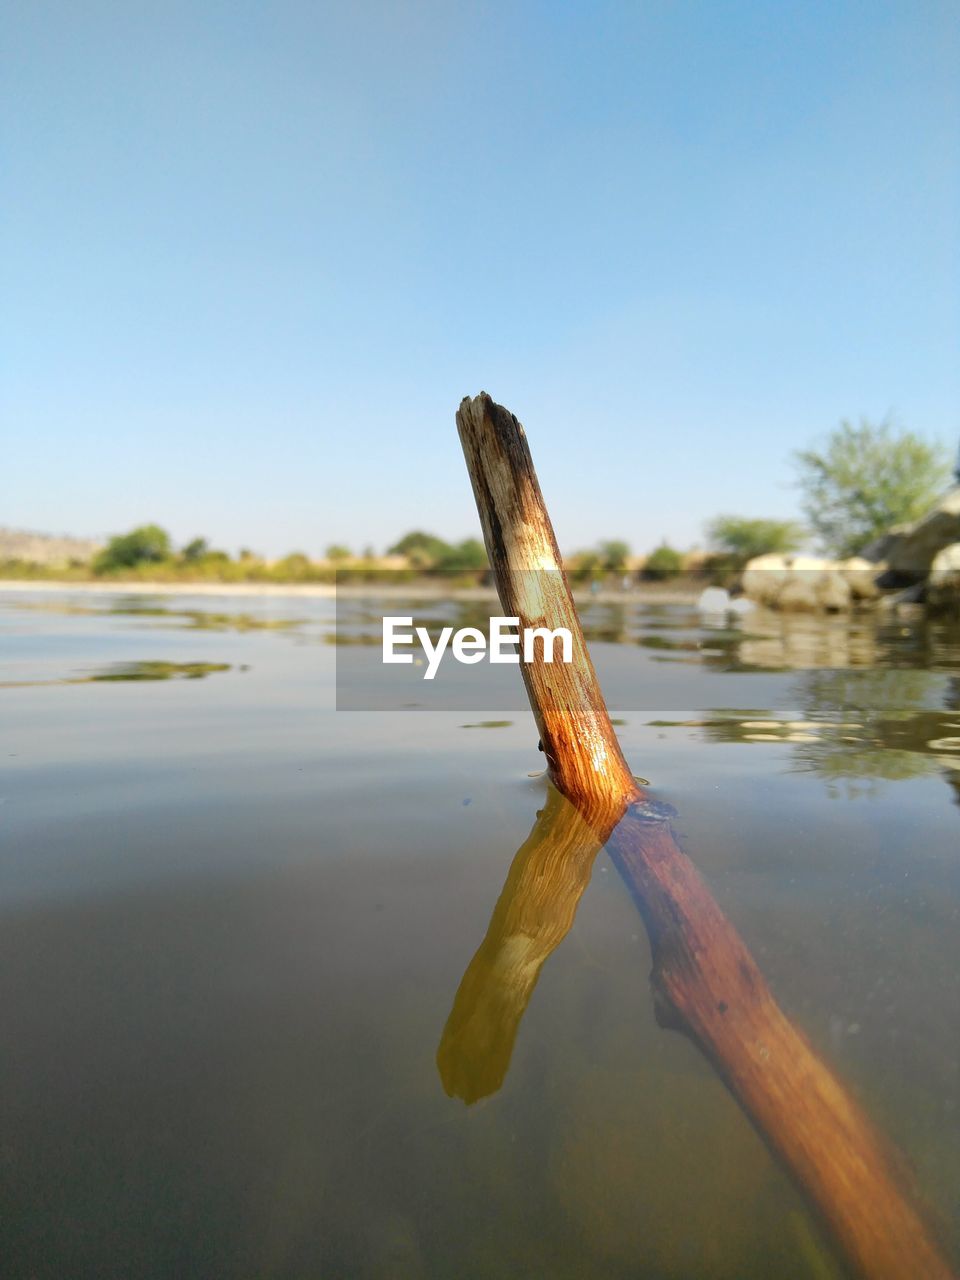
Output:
0,578,337,599
0,578,702,605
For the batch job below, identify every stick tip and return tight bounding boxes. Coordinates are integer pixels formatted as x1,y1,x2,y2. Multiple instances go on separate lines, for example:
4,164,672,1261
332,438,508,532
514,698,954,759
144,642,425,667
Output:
457,393,524,443
459,391,491,414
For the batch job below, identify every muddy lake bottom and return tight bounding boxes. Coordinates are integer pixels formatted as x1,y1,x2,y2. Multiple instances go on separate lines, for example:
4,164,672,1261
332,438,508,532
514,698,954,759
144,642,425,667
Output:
1,588,959,1278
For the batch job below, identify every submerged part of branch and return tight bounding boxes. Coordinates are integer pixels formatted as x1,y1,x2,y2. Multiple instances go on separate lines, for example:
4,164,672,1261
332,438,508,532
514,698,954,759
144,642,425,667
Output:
455,391,955,1280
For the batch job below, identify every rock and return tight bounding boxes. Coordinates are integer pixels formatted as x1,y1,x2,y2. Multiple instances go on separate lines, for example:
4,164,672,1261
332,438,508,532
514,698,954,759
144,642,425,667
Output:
742,554,824,607
697,586,732,615
696,587,755,621
876,488,960,577
838,556,884,600
741,488,960,613
927,542,960,614
728,595,755,618
878,580,927,610
776,576,818,612
741,553,792,606
742,555,852,612
930,541,960,576
816,571,853,611
777,571,851,613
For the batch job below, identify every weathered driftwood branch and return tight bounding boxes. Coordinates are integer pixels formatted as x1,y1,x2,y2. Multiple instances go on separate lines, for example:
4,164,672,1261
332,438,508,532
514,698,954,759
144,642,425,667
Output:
455,392,954,1280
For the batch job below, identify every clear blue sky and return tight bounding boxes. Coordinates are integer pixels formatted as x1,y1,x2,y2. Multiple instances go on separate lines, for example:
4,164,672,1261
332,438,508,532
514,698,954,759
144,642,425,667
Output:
4,1,958,557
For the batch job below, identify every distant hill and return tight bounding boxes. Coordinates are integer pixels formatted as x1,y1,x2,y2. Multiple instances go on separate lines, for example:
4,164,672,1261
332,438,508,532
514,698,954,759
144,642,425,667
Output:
0,527,102,565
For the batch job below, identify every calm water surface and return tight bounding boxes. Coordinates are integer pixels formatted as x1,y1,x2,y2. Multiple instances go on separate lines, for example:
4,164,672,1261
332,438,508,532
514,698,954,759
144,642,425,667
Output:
2,588,959,1278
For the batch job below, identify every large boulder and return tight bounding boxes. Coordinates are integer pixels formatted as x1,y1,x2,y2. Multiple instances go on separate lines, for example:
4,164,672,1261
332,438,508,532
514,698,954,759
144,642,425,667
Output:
740,553,795,606
739,489,960,613
779,569,851,612
927,542,960,615
741,554,853,611
837,556,884,600
866,488,960,577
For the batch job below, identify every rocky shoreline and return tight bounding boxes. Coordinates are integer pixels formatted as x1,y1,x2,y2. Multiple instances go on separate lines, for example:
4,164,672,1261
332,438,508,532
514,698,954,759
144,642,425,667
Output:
741,488,960,614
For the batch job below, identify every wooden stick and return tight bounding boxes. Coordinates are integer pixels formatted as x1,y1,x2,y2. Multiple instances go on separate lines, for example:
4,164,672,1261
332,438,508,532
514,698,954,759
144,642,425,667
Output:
456,392,955,1280
456,396,637,830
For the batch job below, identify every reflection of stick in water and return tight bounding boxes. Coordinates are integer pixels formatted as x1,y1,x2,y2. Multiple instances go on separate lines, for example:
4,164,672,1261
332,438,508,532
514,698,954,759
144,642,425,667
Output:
437,785,601,1103
453,393,955,1280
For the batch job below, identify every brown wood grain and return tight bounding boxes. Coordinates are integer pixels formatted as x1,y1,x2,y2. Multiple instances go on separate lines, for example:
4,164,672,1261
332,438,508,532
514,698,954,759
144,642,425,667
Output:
455,390,955,1280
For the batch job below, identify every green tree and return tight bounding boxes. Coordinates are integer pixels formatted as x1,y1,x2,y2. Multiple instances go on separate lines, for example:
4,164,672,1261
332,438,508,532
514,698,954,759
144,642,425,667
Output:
794,419,949,558
181,537,209,563
436,538,488,572
94,524,171,572
598,539,631,571
274,552,312,579
325,543,352,561
568,549,602,583
387,530,452,568
643,542,683,580
706,516,804,567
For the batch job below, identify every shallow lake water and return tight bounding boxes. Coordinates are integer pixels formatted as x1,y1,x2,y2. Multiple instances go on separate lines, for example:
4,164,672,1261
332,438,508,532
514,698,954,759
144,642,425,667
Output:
2,587,959,1278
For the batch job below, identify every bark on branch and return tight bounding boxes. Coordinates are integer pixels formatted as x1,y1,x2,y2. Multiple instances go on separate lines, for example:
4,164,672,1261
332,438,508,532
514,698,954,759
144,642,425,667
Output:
455,391,954,1280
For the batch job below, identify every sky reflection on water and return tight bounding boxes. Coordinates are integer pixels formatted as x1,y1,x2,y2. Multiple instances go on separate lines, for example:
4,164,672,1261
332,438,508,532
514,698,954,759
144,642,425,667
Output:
0,588,957,1278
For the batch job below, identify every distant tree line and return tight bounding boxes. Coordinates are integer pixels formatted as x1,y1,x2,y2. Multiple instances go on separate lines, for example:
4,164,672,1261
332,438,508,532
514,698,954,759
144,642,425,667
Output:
81,525,492,583
4,418,949,585
386,531,488,572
